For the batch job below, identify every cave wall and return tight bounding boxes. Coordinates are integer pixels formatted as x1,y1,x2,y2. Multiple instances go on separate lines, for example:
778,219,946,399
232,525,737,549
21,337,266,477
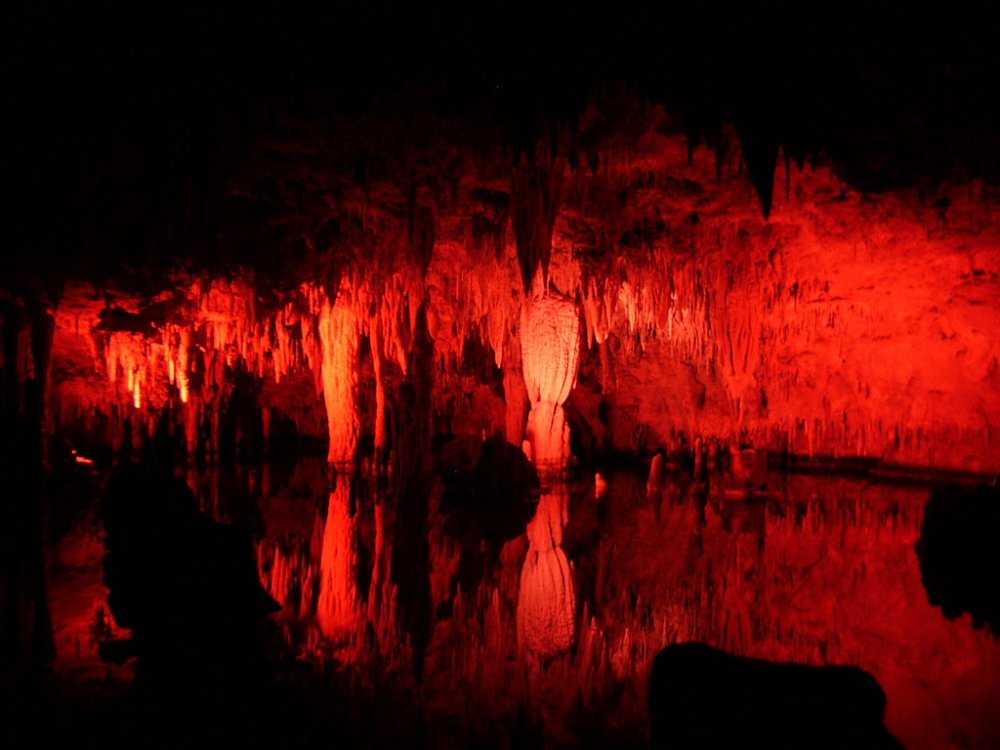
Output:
574,150,999,470
43,103,999,473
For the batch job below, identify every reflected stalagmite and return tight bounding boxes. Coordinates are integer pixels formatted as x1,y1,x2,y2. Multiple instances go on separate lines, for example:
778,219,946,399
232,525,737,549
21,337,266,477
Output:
517,485,575,660
316,479,360,642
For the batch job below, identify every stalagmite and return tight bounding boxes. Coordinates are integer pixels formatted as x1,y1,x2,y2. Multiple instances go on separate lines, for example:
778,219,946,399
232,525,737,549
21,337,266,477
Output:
315,286,363,643
521,293,581,475
516,485,575,660
0,301,56,666
318,293,360,468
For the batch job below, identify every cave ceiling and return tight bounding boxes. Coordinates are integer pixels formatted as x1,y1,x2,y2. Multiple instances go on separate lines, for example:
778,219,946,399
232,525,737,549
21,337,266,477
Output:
5,6,997,295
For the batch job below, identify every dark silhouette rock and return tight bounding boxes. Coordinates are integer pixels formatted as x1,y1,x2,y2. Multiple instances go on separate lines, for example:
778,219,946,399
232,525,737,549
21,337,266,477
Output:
440,437,539,545
100,463,279,700
649,643,903,749
916,484,1000,635
439,434,484,483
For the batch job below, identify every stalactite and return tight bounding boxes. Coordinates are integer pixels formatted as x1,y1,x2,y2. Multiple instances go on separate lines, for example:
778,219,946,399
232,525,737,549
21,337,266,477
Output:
38,119,1000,485
389,304,435,677
502,332,529,446
511,152,565,291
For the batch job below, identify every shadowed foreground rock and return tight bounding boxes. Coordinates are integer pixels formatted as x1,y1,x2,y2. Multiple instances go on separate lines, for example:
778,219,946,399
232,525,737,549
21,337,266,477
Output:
649,643,903,749
101,463,279,698
916,485,1000,635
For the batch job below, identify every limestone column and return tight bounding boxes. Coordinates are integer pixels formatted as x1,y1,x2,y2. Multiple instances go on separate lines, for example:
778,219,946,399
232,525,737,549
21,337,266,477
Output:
315,296,361,643
520,295,580,476
319,298,360,470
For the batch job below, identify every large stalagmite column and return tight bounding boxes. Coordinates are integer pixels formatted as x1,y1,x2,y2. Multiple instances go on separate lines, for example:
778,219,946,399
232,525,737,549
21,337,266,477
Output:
521,295,580,476
319,298,360,470
315,296,361,642
516,485,575,660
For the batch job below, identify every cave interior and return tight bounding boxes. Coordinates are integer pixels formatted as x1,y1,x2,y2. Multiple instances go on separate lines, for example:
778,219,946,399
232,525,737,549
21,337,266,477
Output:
2,7,999,749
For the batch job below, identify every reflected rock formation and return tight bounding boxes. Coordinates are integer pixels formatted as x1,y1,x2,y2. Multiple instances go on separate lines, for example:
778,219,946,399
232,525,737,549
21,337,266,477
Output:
649,643,903,750
440,436,540,546
517,485,575,661
916,485,1000,636
316,478,360,644
100,463,279,695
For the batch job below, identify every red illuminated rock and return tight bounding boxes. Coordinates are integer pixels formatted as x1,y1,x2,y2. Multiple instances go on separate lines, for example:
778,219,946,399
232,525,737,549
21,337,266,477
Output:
521,293,581,475
316,480,360,643
517,486,575,660
317,285,360,468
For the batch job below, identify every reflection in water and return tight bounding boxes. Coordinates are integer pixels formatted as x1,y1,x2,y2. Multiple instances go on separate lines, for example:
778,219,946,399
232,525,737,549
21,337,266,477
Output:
649,642,904,749
517,485,575,662
49,456,1000,748
316,477,360,645
916,485,1000,636
252,460,1000,748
